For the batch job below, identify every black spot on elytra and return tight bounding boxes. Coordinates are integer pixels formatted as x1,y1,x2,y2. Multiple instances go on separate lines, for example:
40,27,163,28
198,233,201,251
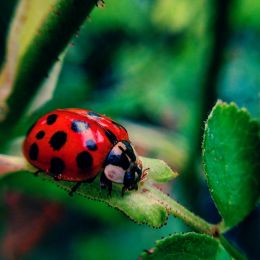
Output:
71,120,89,132
86,139,97,151
29,143,39,161
49,131,67,150
49,157,65,176
46,114,58,125
36,130,45,140
105,129,117,145
105,151,130,170
87,111,102,118
76,151,93,170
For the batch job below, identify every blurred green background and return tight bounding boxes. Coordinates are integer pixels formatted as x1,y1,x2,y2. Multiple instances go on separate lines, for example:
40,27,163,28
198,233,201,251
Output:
0,0,259,259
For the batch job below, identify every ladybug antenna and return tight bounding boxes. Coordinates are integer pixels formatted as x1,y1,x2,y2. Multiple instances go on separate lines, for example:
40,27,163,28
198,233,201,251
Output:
140,168,149,182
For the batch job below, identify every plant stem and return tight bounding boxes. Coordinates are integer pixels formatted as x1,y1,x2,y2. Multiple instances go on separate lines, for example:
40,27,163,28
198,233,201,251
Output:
217,219,230,233
219,235,246,260
148,186,246,259
168,198,214,235
148,185,215,235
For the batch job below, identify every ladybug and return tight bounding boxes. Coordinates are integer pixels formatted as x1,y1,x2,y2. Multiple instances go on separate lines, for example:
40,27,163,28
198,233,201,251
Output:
23,108,145,196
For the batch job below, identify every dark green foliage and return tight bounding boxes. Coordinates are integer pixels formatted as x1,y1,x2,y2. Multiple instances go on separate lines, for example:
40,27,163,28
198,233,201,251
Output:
0,0,97,146
0,0,259,259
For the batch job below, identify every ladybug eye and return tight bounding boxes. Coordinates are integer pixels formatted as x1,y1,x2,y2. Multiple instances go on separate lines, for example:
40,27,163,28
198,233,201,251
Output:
125,171,135,182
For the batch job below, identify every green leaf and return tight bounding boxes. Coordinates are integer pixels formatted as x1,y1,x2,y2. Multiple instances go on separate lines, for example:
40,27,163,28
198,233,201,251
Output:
141,232,230,260
141,156,178,182
203,101,260,228
0,155,178,228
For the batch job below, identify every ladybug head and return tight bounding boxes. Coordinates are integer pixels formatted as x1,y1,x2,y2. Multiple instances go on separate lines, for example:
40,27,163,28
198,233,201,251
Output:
104,141,144,192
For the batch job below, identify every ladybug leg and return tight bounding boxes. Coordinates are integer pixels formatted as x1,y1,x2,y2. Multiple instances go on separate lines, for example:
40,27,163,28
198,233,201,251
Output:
69,182,82,196
121,186,127,196
122,163,140,196
100,172,112,196
85,176,97,183
121,181,138,196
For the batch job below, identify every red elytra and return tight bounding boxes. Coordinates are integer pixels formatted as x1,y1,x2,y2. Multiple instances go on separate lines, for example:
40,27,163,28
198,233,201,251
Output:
23,108,144,195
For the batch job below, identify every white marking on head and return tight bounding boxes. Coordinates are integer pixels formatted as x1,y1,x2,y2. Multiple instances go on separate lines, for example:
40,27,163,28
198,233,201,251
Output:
113,142,126,155
104,164,125,184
